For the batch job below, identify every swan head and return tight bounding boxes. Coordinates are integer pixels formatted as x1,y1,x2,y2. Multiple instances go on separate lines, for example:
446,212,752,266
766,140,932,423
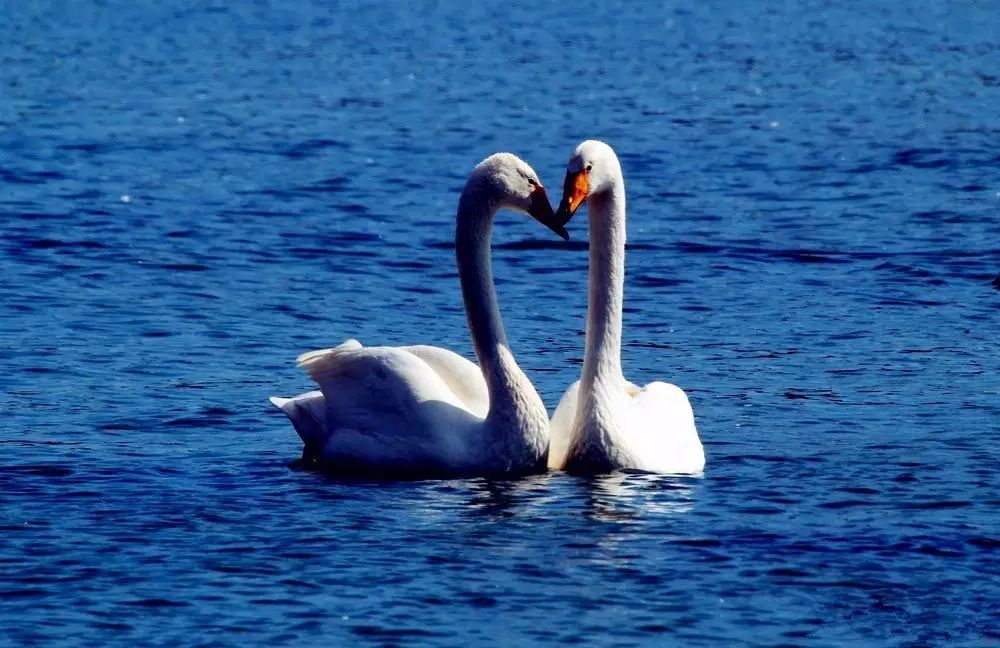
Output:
466,153,568,240
554,140,622,222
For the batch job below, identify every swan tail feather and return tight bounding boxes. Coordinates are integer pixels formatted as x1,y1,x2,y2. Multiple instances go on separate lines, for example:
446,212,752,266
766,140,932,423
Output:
269,391,327,462
297,338,362,367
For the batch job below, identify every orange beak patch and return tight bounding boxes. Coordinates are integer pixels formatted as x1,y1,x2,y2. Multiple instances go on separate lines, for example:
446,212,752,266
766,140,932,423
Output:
555,169,590,221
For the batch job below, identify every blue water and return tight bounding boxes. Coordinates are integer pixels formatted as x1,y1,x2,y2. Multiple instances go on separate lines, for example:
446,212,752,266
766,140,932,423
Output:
2,0,999,645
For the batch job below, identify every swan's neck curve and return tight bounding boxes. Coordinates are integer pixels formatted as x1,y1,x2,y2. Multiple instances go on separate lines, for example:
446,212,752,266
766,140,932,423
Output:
581,178,626,393
455,188,546,429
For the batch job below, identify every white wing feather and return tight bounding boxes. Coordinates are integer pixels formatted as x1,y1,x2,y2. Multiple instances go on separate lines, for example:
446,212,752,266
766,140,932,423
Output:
271,339,489,474
628,381,705,474
547,380,580,470
400,345,488,417
548,379,705,475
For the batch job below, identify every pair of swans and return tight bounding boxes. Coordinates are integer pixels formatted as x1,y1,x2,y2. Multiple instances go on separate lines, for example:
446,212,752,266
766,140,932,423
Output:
270,141,705,478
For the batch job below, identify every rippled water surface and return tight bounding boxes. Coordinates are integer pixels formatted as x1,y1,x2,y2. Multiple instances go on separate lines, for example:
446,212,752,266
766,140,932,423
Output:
2,1,999,645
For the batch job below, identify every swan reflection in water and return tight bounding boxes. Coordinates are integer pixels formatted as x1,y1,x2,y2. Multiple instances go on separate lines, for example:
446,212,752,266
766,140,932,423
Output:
457,471,703,524
568,473,706,568
290,470,703,531
461,474,558,521
579,472,702,524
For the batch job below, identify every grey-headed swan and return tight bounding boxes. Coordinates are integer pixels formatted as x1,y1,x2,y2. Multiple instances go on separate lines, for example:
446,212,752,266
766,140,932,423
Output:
271,153,567,478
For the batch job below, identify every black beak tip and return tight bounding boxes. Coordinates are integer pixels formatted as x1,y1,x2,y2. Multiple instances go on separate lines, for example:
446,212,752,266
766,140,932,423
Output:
554,204,573,224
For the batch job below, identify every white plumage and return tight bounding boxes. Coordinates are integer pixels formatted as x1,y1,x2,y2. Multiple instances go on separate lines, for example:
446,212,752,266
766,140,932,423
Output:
547,141,706,475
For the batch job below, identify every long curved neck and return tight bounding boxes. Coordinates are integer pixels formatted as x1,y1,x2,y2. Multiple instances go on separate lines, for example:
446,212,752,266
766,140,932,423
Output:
455,188,538,419
581,178,626,393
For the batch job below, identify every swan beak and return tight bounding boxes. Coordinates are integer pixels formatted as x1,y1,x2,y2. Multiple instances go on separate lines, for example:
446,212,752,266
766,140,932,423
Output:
528,185,570,240
555,169,590,223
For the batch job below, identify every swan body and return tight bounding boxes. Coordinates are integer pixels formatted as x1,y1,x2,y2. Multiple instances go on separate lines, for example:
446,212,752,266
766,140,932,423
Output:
271,153,564,478
548,379,703,474
547,140,705,475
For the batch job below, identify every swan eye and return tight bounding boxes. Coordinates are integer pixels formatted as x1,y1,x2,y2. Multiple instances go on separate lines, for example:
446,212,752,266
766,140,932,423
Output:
586,164,593,172
527,178,537,187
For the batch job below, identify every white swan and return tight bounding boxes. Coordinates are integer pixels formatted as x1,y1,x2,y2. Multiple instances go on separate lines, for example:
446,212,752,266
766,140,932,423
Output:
270,153,567,479
547,140,705,475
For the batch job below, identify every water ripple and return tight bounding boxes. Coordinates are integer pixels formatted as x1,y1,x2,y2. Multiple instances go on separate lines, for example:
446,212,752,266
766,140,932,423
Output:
2,0,998,646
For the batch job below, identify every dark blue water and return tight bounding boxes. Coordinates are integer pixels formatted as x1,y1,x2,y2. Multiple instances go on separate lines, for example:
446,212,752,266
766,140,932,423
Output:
2,1,999,645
